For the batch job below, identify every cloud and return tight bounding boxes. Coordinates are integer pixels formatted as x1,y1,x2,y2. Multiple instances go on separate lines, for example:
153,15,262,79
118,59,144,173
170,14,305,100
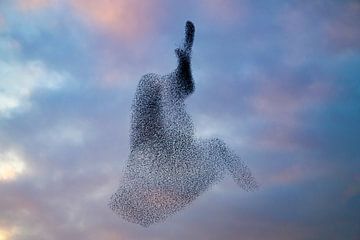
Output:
0,150,27,182
0,14,5,28
198,0,249,26
36,121,90,147
0,226,18,240
277,1,360,57
2,0,169,90
324,1,360,52
265,162,328,187
16,0,52,12
0,59,67,118
69,0,164,41
246,74,334,149
6,0,166,41
0,0,358,239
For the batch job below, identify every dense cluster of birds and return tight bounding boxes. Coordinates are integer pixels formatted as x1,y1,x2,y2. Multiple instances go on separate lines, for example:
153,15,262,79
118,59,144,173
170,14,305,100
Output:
110,21,257,227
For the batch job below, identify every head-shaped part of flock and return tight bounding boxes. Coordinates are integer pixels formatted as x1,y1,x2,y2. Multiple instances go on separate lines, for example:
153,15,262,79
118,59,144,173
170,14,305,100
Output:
110,21,257,227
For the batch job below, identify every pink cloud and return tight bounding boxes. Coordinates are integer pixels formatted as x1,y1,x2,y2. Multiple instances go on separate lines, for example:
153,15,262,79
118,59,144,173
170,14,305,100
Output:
261,161,330,187
267,83,328,108
13,0,166,42
16,0,52,11
69,0,165,42
248,73,334,151
269,164,307,185
251,74,333,122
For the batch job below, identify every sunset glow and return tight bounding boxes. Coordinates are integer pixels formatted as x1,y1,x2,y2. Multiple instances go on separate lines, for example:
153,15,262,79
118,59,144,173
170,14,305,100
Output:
0,0,358,239
0,151,26,181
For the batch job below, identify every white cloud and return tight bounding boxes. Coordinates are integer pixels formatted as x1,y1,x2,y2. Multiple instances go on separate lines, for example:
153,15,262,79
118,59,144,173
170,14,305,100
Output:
0,150,27,182
0,59,67,118
41,121,89,146
194,114,241,141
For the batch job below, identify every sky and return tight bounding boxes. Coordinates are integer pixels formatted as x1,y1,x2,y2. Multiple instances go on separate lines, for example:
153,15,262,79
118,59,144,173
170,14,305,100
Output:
0,0,359,239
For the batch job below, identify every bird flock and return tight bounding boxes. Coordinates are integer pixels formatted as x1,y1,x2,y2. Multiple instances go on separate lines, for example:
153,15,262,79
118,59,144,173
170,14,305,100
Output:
110,21,257,227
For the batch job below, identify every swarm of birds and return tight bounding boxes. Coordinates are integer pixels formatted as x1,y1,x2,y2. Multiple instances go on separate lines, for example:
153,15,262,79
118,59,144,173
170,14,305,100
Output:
110,21,257,227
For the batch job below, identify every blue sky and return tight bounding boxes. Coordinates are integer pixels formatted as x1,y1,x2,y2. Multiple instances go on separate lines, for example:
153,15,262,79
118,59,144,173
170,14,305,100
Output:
0,0,359,239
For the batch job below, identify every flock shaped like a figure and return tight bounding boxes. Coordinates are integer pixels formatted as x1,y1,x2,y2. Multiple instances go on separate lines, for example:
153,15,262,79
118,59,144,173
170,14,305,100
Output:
110,21,257,227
